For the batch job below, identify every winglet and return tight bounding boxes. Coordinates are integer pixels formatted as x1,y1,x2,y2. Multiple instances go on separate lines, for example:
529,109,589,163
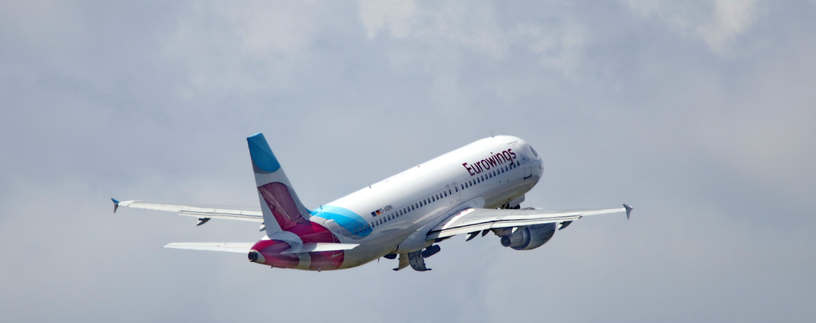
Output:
623,204,633,219
111,198,120,213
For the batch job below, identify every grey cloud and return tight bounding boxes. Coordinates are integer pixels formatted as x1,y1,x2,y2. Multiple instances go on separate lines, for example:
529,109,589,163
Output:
1,1,814,322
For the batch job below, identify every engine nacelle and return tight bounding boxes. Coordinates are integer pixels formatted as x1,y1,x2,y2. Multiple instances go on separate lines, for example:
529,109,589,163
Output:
499,223,557,250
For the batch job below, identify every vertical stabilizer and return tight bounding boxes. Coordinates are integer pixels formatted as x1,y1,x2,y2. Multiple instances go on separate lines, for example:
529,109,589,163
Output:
247,133,310,235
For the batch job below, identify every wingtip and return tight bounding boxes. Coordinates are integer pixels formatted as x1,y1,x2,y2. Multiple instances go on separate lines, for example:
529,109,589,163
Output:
623,204,633,219
111,198,120,213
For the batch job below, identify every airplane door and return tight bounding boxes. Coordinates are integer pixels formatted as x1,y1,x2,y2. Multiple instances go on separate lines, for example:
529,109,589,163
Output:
325,219,341,235
452,182,461,201
513,143,533,179
522,154,532,179
324,219,344,257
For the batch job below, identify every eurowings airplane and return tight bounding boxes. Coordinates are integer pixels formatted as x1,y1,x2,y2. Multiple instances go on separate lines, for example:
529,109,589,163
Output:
112,133,631,272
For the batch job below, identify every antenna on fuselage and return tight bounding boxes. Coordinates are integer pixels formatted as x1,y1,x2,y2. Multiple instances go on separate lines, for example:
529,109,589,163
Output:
490,131,494,138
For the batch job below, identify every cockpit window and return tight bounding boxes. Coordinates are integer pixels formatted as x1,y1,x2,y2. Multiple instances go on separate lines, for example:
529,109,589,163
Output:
530,146,539,157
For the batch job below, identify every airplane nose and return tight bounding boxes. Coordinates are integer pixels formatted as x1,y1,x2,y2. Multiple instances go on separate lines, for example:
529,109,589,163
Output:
248,250,265,263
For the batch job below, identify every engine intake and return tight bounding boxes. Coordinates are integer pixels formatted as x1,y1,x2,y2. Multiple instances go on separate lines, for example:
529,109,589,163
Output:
499,223,557,250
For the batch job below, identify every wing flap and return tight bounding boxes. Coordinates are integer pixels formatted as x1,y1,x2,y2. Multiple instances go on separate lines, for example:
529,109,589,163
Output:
113,199,264,223
178,210,263,222
427,206,628,240
163,242,254,253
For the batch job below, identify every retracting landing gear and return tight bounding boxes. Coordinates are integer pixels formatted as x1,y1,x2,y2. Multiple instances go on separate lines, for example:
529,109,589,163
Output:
407,250,429,271
390,245,441,271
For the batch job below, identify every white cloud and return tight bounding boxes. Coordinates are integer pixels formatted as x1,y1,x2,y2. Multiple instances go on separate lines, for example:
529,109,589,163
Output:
166,1,325,93
622,0,762,55
358,0,596,81
514,21,588,79
358,0,508,59
358,0,418,39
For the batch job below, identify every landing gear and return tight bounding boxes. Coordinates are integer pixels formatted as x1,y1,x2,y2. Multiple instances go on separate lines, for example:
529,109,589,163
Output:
500,202,522,209
389,245,440,271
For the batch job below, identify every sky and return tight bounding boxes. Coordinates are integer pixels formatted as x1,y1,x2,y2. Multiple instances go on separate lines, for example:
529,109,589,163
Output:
1,0,815,322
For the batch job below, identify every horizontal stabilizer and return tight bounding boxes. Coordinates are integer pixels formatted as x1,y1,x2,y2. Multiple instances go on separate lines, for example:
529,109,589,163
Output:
281,243,359,254
163,242,254,253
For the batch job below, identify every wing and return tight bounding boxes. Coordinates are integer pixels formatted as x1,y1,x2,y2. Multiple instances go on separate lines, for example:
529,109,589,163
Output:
111,198,263,223
164,242,255,253
427,204,632,240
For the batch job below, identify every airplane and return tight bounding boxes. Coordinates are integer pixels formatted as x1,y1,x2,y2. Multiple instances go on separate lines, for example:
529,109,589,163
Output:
112,133,632,272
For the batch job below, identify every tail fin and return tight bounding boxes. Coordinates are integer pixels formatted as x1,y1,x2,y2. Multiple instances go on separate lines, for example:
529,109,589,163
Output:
247,133,310,235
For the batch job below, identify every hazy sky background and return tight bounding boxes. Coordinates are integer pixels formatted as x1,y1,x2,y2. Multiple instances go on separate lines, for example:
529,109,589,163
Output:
1,1,815,322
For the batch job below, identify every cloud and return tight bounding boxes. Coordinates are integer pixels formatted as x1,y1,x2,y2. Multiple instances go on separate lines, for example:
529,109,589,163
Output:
513,21,588,79
358,0,508,58
0,0,90,61
2,1,816,322
166,1,327,93
622,0,762,55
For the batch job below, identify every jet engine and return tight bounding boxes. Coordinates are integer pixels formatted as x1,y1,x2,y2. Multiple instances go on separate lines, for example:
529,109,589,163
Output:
499,223,557,250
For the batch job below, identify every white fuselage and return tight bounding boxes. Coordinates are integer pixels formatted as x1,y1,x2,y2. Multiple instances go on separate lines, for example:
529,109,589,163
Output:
303,135,544,269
